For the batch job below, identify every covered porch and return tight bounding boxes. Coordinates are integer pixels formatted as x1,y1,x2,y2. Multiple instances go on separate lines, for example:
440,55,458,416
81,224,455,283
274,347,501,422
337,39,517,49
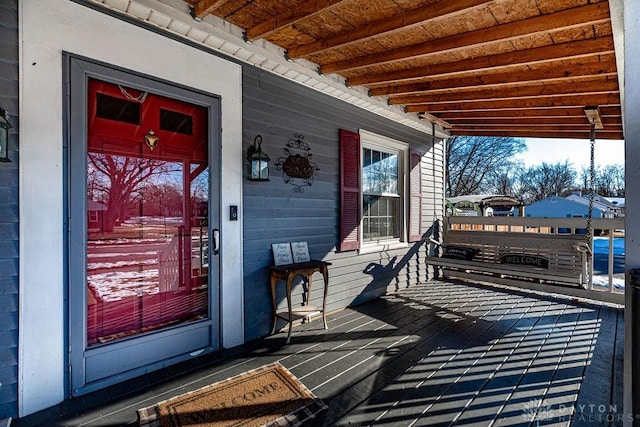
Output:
6,0,638,423
14,280,623,426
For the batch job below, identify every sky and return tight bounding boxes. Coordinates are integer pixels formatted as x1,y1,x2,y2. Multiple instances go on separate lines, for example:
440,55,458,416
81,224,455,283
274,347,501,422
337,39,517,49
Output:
514,138,625,169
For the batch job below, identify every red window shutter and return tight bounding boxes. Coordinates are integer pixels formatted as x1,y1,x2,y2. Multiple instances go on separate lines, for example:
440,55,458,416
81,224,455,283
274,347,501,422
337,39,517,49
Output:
340,129,361,251
409,148,423,242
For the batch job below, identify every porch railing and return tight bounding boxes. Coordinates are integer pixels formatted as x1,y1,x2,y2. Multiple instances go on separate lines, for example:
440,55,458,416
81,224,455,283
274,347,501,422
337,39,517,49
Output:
444,216,625,296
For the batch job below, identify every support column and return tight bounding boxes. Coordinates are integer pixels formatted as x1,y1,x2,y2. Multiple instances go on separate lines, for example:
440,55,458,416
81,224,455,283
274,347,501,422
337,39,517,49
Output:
624,0,640,424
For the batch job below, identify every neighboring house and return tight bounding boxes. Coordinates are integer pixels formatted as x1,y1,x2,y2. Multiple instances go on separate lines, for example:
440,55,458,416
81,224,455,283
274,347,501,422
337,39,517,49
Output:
604,197,626,217
446,195,523,217
0,1,446,419
87,200,106,231
563,192,625,218
526,195,611,218
565,193,616,218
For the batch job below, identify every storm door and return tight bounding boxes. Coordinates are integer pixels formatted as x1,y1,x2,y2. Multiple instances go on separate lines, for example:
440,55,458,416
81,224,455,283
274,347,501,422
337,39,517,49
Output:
68,58,221,395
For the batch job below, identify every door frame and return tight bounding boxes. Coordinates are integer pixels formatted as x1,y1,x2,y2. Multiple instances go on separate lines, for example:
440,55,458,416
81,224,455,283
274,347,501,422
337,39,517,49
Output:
67,56,222,395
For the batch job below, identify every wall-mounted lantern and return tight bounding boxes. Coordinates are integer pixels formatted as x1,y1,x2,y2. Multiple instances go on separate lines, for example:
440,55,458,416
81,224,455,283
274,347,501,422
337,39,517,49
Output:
0,108,13,163
247,135,270,181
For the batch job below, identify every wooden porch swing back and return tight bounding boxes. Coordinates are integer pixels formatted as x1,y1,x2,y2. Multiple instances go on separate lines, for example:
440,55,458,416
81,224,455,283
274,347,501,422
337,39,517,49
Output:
426,226,590,288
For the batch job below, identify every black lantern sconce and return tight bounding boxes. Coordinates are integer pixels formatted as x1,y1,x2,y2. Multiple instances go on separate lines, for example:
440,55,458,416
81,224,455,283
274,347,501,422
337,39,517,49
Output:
0,108,12,163
247,135,270,181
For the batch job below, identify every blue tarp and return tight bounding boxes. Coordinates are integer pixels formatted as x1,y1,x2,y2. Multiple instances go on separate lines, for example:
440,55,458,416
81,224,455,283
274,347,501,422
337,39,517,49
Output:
593,237,624,275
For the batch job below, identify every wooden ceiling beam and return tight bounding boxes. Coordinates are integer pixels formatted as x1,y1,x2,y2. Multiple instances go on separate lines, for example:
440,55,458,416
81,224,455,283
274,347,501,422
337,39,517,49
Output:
449,124,622,131
286,0,494,58
245,0,349,40
405,93,621,113
347,37,615,86
435,106,621,120
443,117,623,126
321,2,610,74
194,0,233,19
448,129,624,140
368,57,617,97
389,78,620,106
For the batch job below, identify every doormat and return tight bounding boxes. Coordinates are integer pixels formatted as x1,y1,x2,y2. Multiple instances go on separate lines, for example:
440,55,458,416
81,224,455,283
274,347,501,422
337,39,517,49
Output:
138,362,327,427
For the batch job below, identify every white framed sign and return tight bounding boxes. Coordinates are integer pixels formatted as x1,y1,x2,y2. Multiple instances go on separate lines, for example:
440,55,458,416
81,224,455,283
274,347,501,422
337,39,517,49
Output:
272,243,294,266
291,241,311,263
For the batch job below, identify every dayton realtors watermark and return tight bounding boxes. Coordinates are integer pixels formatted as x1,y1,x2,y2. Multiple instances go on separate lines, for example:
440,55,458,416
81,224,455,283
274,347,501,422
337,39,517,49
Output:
519,401,635,424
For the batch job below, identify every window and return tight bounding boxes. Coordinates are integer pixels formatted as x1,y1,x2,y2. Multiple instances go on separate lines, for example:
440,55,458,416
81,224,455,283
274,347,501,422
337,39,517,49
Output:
95,93,141,124
160,108,193,135
362,147,401,242
340,129,424,252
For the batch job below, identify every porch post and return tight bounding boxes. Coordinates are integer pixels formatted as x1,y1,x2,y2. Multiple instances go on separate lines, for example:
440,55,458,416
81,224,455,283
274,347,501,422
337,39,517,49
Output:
624,0,640,423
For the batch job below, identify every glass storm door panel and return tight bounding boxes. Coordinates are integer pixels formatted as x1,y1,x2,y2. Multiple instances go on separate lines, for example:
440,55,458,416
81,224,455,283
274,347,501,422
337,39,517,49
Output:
68,58,220,395
86,79,210,346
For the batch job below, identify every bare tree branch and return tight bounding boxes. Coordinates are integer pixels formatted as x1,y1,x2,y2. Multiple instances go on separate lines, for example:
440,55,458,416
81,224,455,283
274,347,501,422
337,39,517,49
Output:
446,136,526,197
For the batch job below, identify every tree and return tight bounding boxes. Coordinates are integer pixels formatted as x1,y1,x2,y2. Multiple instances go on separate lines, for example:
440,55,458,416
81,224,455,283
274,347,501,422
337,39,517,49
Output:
446,136,526,197
484,163,524,198
518,161,577,203
88,153,179,232
140,183,184,217
580,164,625,197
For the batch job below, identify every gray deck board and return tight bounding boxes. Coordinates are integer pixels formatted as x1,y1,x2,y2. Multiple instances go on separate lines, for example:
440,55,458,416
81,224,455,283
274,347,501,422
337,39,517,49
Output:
13,281,624,427
336,295,538,426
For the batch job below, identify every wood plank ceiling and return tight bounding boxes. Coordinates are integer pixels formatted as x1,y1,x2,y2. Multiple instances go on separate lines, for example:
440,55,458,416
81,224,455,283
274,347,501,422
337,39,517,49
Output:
186,0,623,140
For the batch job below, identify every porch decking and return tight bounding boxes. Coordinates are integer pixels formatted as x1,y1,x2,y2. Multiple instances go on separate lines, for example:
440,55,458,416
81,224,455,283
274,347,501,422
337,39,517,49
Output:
16,280,623,427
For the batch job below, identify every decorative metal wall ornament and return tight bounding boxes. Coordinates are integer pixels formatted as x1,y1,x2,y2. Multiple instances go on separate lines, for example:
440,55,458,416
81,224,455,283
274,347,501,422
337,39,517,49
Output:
275,134,319,192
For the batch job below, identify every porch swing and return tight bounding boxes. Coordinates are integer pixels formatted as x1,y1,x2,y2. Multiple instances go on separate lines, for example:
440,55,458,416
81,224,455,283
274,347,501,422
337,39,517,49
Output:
425,107,602,289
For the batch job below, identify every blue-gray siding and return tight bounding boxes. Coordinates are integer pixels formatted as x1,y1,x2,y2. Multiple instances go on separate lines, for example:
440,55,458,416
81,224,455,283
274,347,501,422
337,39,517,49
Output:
242,66,444,340
0,0,18,420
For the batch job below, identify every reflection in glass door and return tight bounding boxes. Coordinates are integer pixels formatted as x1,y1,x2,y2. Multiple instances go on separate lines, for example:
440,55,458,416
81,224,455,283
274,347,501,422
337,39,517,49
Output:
86,79,210,345
68,57,220,395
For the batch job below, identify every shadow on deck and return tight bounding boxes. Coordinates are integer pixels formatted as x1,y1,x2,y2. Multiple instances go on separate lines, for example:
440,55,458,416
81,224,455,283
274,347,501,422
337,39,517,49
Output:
15,281,624,426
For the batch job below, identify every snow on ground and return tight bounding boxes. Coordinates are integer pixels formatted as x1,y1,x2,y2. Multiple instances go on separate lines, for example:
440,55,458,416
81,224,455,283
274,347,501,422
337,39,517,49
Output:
87,258,158,270
592,275,625,290
87,251,159,259
88,269,159,302
90,238,170,245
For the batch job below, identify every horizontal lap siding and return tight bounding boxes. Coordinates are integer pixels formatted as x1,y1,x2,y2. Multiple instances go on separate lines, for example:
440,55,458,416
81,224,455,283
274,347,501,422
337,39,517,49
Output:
0,0,18,420
422,142,444,278
242,67,444,340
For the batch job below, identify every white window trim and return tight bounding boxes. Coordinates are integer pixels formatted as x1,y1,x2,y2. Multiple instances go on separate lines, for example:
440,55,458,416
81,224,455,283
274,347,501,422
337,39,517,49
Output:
359,130,409,253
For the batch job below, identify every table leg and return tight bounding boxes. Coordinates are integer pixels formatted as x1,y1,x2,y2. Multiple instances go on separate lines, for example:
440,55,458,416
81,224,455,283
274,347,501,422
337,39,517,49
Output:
322,266,329,330
286,273,294,344
304,273,314,324
270,274,278,335
306,273,313,306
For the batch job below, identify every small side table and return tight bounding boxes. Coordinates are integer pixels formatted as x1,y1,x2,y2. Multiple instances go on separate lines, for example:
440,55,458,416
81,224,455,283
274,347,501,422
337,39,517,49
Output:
268,260,331,343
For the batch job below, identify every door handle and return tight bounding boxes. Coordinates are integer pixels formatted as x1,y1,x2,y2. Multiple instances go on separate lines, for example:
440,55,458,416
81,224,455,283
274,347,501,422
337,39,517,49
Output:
213,228,220,255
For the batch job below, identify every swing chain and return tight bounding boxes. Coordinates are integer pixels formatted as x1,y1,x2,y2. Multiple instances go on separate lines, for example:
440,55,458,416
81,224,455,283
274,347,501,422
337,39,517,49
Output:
586,121,596,263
